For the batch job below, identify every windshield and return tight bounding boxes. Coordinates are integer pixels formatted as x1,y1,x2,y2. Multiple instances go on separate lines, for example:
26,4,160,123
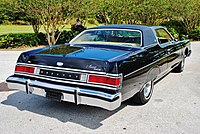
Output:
70,29,142,47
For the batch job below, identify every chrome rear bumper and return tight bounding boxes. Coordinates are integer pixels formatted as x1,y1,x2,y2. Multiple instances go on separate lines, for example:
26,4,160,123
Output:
6,76,121,110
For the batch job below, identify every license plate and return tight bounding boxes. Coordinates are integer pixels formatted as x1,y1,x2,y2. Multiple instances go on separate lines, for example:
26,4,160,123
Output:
46,91,63,102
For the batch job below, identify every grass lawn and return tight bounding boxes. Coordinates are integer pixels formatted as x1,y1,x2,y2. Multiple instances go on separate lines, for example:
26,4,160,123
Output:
0,24,98,35
0,25,37,35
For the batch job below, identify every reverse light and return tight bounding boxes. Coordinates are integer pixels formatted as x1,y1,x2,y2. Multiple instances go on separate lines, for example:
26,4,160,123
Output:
15,65,35,74
88,74,121,87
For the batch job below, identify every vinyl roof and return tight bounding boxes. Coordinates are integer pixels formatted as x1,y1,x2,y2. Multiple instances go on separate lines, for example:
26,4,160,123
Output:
89,24,158,31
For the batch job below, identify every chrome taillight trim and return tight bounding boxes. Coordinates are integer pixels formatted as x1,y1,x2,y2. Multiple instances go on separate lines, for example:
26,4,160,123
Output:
87,74,122,88
15,65,35,74
14,73,118,90
14,63,122,90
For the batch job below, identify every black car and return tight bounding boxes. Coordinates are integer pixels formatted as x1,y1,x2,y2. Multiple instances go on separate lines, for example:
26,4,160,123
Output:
6,25,191,110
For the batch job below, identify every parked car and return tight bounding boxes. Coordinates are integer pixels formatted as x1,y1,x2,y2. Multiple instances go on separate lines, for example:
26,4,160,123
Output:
6,25,191,110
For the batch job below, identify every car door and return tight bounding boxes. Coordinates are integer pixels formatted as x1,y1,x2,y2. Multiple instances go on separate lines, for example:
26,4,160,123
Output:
155,28,181,72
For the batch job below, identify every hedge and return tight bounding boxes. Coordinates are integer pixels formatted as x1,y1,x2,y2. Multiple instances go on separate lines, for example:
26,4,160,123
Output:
0,30,79,49
0,33,40,48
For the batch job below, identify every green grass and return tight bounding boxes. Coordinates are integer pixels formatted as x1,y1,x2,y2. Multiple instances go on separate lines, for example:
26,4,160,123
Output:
0,24,98,35
0,25,37,35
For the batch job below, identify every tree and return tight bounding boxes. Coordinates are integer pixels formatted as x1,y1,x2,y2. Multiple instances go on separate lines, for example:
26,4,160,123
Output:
128,0,170,25
168,0,200,34
93,0,169,25
0,0,41,33
94,0,134,24
21,0,77,46
0,0,18,24
72,0,97,25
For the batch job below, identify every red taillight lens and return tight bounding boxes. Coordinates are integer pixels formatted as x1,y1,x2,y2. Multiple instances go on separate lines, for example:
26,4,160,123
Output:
88,75,121,87
15,65,35,74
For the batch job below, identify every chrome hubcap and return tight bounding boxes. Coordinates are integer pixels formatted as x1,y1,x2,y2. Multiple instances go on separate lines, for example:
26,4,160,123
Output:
143,81,152,98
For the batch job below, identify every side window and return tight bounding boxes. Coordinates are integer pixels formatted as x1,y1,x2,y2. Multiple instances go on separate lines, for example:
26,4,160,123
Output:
155,29,173,45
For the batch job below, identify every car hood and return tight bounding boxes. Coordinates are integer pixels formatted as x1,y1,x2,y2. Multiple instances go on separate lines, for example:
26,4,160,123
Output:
17,44,140,73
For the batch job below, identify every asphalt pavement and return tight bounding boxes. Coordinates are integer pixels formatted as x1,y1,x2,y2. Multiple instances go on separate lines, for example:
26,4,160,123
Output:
0,42,200,134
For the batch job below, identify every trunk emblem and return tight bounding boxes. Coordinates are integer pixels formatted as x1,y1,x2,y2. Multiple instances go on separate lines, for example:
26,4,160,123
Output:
57,62,64,66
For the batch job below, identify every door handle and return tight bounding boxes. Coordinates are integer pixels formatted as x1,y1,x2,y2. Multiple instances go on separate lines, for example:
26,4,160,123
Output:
167,49,171,54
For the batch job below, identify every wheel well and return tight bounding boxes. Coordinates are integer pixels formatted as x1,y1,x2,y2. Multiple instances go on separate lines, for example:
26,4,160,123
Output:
138,67,159,92
145,66,160,83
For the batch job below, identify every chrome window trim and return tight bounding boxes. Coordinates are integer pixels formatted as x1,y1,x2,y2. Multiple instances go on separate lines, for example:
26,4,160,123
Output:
153,28,175,48
142,43,158,49
69,28,143,47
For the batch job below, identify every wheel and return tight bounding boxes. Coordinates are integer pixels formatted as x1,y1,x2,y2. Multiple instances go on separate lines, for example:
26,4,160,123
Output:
172,57,185,73
133,80,154,105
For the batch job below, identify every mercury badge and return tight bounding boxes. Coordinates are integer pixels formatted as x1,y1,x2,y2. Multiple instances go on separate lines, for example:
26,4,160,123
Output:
57,62,64,67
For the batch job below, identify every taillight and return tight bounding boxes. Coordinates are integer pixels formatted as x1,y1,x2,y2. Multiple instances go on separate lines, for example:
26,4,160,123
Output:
15,65,35,74
88,74,121,87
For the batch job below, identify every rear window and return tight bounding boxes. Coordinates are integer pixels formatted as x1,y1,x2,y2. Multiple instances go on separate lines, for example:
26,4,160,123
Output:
70,29,142,47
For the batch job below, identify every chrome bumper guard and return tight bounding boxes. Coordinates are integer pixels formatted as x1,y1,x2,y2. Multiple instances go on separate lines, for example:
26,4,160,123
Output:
6,76,121,110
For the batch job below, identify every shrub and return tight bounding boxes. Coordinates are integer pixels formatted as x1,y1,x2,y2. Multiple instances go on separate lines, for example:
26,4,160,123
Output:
167,27,179,39
189,27,200,41
36,30,79,45
37,32,48,45
161,20,187,40
2,20,12,25
57,30,79,44
0,33,40,48
13,20,30,25
0,30,79,49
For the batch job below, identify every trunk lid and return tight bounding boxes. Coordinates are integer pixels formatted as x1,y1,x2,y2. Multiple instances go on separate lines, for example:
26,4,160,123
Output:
19,44,139,73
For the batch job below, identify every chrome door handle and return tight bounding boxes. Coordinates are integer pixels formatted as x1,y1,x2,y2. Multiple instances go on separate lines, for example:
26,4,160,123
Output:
167,49,171,54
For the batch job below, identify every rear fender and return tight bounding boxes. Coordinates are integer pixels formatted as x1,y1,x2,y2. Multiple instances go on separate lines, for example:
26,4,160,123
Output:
141,66,160,90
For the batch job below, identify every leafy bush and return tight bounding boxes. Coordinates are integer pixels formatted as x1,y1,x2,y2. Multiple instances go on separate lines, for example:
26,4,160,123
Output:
13,20,30,25
37,32,47,45
2,20,12,25
0,33,40,48
189,27,200,41
57,30,79,44
167,27,179,39
161,20,200,41
0,30,79,49
161,20,187,40
37,30,79,45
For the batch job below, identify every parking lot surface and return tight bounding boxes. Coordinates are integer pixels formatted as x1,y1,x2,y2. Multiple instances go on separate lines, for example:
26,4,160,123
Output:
0,42,200,134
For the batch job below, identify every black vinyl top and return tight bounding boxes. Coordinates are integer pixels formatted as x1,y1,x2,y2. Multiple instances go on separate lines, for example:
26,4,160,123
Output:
90,24,159,46
89,24,151,31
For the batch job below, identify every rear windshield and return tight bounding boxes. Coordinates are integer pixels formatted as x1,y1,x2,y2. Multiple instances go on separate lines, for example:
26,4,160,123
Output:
70,29,142,47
